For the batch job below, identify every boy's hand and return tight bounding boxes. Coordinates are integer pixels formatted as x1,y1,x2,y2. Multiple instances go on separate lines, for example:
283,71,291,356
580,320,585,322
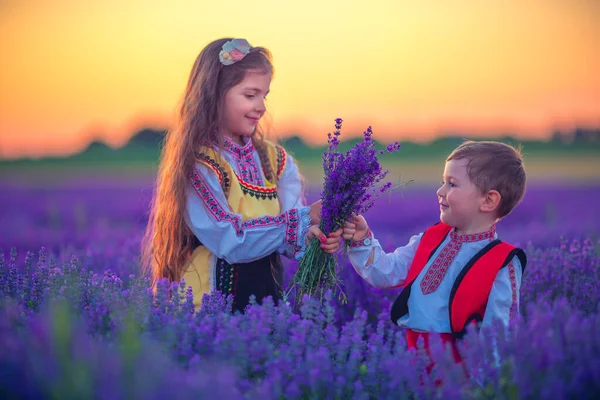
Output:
342,214,369,241
306,225,342,254
308,200,322,225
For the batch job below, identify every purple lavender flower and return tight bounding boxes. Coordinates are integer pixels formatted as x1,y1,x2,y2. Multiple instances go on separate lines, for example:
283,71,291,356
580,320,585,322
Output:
292,119,406,303
1,144,600,399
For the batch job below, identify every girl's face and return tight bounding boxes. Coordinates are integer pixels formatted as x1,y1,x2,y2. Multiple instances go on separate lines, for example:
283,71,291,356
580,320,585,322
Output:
220,70,271,145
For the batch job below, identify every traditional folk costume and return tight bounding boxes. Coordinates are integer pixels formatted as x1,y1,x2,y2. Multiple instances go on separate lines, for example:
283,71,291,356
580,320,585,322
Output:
182,136,311,312
347,222,526,364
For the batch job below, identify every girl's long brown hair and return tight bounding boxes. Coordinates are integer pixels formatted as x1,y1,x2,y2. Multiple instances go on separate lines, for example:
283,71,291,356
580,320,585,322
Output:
141,38,275,287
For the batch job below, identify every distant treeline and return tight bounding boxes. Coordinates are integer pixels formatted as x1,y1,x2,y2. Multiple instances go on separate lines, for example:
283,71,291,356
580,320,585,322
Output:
2,125,599,167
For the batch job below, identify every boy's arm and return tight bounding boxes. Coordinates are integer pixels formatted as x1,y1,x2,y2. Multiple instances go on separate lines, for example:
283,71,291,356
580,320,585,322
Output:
347,230,422,289
481,255,523,329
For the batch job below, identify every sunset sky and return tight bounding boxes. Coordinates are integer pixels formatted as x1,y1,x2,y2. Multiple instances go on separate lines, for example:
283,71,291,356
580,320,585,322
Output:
1,0,599,158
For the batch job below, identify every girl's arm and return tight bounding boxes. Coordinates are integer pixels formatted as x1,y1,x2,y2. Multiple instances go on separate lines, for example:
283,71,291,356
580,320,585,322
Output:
276,152,306,211
274,153,312,259
185,163,311,264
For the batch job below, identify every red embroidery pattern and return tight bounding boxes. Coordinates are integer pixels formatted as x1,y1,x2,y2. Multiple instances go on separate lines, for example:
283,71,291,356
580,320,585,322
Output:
420,226,496,295
507,261,517,320
189,168,297,241
195,153,231,196
232,264,239,311
235,173,278,200
239,160,262,185
286,208,300,244
204,161,223,184
223,136,255,159
420,240,462,294
223,137,262,185
349,229,373,248
276,145,287,178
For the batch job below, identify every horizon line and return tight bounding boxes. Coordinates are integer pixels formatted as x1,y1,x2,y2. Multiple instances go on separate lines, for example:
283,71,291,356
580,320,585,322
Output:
2,124,600,162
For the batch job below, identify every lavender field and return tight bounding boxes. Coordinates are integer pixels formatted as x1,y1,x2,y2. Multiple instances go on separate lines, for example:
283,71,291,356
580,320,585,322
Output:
1,174,600,399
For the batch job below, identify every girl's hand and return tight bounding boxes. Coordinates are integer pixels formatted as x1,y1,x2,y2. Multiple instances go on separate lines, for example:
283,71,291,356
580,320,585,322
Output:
307,225,342,254
342,214,369,241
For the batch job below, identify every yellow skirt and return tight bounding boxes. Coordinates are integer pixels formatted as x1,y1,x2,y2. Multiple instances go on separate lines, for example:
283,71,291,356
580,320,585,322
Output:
181,246,214,309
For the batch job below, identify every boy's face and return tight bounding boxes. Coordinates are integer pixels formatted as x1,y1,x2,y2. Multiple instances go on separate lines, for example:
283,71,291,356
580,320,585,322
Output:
437,158,486,229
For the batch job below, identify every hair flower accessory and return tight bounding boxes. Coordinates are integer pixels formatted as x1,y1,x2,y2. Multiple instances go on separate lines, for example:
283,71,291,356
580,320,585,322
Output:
219,38,251,66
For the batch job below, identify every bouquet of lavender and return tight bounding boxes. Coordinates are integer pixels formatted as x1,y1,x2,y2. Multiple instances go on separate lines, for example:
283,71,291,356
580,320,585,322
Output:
291,118,406,303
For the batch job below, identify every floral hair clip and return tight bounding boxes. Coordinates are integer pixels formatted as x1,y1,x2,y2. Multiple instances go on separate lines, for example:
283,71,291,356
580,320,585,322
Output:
219,38,251,66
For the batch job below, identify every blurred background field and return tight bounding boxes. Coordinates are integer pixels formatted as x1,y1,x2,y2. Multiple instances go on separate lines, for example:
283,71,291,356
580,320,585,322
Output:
2,130,599,187
1,132,599,262
2,130,599,259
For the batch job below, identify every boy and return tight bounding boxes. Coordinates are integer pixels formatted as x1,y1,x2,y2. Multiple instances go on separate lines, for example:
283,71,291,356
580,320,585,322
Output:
343,140,527,362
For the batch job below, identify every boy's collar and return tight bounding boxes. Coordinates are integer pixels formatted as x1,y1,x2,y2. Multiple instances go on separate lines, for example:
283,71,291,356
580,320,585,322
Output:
450,224,496,243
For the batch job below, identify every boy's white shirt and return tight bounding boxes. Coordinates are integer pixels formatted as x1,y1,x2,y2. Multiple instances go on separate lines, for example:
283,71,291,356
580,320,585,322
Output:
347,229,523,333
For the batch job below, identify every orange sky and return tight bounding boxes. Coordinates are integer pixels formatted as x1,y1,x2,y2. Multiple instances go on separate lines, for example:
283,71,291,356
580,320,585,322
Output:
1,0,599,159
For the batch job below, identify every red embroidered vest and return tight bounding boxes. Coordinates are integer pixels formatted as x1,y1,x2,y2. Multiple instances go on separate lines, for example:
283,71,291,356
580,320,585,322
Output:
390,222,527,338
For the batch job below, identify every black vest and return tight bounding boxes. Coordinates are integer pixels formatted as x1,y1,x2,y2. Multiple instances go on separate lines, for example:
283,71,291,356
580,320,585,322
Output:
215,253,284,313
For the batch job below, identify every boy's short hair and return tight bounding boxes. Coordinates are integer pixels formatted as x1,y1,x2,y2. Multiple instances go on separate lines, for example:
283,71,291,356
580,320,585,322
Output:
447,140,526,218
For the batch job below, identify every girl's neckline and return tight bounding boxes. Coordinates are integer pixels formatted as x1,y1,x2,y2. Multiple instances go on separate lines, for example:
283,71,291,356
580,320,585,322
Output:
223,135,255,158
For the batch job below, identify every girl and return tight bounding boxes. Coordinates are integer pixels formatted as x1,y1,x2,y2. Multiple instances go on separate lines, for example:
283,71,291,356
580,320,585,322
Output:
142,38,341,312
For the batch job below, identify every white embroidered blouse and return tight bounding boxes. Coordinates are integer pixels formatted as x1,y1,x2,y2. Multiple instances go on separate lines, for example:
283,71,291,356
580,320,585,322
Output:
184,136,312,264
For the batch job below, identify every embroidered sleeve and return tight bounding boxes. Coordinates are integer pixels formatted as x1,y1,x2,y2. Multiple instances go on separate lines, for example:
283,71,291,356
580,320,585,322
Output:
348,232,423,289
186,163,310,264
481,255,524,329
276,151,306,211
507,261,518,320
283,206,311,260
349,229,374,248
273,150,311,259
